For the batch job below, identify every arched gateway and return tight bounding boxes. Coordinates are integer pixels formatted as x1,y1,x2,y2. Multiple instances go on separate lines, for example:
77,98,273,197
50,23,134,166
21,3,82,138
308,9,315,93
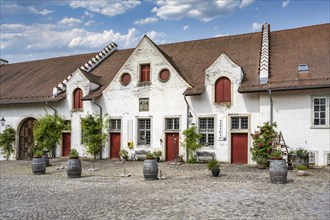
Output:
18,118,36,160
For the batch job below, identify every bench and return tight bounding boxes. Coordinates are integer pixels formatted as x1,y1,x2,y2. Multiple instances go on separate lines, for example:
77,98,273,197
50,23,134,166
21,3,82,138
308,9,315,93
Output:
196,151,215,162
134,150,148,160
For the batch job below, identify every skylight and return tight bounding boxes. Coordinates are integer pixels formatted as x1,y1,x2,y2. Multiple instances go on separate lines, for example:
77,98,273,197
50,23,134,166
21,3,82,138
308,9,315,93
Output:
298,64,309,72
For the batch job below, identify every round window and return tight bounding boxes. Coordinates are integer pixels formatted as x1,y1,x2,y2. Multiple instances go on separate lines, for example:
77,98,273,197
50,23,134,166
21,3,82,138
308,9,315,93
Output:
121,73,131,86
159,69,170,82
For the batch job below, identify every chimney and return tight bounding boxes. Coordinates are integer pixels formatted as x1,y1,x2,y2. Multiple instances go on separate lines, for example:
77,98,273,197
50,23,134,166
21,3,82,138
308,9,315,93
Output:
259,23,270,84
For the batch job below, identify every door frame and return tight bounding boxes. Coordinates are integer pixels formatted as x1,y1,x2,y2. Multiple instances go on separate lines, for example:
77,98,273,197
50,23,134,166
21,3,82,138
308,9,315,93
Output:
228,114,251,164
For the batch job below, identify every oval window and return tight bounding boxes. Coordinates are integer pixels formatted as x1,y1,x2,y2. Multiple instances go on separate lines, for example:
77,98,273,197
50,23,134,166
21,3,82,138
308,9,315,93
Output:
159,69,170,82
121,73,131,86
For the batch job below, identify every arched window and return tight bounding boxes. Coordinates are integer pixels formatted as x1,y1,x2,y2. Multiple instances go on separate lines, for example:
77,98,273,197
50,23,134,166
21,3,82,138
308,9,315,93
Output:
215,77,231,103
73,88,83,109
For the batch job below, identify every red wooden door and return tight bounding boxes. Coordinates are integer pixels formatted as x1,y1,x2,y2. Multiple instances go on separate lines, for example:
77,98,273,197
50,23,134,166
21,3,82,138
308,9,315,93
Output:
231,133,248,164
166,133,179,161
110,133,121,159
62,133,71,156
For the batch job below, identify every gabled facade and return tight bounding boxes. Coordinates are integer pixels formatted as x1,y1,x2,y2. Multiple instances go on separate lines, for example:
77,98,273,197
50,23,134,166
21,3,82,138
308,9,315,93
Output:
1,23,329,165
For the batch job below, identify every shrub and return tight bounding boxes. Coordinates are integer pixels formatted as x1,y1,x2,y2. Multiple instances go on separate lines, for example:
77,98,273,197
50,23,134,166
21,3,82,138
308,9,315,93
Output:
153,150,162,157
295,164,307,170
120,149,129,159
34,149,43,158
146,151,154,159
0,127,15,160
271,150,282,159
251,122,277,162
181,126,202,161
295,148,308,158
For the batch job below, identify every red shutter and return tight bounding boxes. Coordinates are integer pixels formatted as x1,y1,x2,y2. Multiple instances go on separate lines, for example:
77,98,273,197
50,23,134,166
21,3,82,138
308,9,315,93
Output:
141,64,150,82
215,77,231,103
73,89,83,109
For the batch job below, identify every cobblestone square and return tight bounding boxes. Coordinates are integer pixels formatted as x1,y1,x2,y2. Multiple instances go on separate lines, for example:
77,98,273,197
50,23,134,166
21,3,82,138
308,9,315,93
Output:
1,159,329,219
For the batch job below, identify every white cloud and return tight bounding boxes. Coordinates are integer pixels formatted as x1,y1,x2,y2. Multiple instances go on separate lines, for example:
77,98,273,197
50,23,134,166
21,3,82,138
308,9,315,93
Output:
152,0,254,22
239,0,254,9
250,22,264,31
134,17,159,25
85,20,96,26
0,22,144,63
70,0,141,17
183,25,189,31
58,17,83,26
282,0,290,8
146,31,167,44
1,3,53,16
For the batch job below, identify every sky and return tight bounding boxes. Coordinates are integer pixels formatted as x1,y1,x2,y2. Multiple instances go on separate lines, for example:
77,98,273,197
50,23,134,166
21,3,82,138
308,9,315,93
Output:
0,0,329,64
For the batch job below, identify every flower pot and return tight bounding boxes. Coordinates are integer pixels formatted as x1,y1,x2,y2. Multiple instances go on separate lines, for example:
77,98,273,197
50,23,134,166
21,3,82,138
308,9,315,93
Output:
66,158,82,178
269,159,287,184
143,158,158,180
297,170,306,176
32,157,46,175
42,154,49,167
211,168,220,177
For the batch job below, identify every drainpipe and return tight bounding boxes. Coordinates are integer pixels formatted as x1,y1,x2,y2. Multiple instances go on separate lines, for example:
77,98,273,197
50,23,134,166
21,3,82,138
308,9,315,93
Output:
92,98,103,160
268,89,273,124
184,94,191,162
45,101,57,115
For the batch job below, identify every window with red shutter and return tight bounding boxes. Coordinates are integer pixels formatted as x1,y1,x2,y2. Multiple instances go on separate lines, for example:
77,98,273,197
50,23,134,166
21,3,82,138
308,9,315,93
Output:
140,64,150,82
215,77,231,103
73,88,83,109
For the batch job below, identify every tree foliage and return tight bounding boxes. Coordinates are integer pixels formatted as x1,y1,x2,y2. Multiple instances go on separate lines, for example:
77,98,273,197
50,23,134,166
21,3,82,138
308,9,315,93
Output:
250,122,278,163
0,127,16,160
181,126,202,160
33,114,66,151
81,114,107,159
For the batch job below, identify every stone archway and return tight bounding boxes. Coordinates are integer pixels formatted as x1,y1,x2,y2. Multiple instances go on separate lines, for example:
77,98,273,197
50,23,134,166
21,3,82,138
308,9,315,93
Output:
18,118,36,160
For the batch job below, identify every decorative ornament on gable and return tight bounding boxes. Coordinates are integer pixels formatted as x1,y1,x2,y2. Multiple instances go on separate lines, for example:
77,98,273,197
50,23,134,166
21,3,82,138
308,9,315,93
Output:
80,42,118,73
259,23,270,84
52,42,118,97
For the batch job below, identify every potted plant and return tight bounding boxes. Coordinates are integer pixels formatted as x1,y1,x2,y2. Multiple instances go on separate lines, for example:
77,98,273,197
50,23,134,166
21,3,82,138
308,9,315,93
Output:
0,127,15,160
153,150,162,162
66,149,82,178
270,150,282,160
143,151,158,180
207,159,220,177
295,164,308,176
255,156,268,169
120,149,129,161
31,149,46,175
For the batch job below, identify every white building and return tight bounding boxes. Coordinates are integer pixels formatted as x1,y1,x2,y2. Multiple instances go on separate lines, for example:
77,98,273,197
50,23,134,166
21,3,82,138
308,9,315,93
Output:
1,23,329,165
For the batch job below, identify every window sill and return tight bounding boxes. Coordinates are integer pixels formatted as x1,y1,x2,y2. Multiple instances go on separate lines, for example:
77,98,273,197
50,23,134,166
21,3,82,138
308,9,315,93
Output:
137,81,151,86
71,109,83,113
310,125,330,129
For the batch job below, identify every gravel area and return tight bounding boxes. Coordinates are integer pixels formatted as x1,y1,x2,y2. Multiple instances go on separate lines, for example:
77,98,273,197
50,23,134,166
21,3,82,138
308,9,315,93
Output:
1,158,329,220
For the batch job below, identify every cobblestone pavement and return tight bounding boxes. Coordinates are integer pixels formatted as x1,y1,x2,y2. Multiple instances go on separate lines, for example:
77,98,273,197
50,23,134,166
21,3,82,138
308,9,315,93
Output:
1,159,329,220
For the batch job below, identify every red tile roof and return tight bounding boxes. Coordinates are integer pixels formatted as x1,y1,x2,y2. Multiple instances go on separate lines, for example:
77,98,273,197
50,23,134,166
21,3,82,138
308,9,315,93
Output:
1,23,329,104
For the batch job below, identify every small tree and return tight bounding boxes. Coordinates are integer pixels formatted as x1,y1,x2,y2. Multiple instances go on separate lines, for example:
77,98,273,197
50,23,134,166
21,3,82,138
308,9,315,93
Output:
81,114,107,159
0,127,16,160
181,126,202,161
33,113,66,153
251,122,277,165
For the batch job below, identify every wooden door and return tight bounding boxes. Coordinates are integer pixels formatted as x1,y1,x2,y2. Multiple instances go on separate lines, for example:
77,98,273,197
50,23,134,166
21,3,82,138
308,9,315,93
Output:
231,133,248,164
62,133,71,156
19,118,36,160
166,133,179,161
110,133,121,159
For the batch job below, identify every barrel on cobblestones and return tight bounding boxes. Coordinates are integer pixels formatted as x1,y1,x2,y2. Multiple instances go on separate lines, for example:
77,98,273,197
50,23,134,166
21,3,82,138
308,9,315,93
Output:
143,158,158,180
269,159,287,184
32,157,46,175
67,158,82,178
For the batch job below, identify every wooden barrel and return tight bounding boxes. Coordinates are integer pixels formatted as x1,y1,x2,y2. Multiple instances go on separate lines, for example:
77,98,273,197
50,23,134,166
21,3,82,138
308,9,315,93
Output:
143,159,158,180
31,158,46,175
269,159,287,184
66,158,82,178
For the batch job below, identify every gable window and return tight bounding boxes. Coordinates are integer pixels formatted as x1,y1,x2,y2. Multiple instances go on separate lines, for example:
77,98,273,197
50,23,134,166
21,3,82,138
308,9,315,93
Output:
138,119,151,145
313,96,330,127
165,118,180,130
159,69,170,82
199,118,214,146
215,77,231,103
121,73,131,86
140,64,150,82
73,88,83,110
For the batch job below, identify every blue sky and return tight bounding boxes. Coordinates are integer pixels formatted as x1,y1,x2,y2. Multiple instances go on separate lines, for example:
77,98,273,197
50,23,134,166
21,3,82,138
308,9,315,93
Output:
1,0,329,63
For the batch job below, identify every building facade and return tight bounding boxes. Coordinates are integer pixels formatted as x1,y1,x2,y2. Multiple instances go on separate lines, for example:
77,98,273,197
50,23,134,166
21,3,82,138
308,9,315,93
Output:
1,23,329,165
